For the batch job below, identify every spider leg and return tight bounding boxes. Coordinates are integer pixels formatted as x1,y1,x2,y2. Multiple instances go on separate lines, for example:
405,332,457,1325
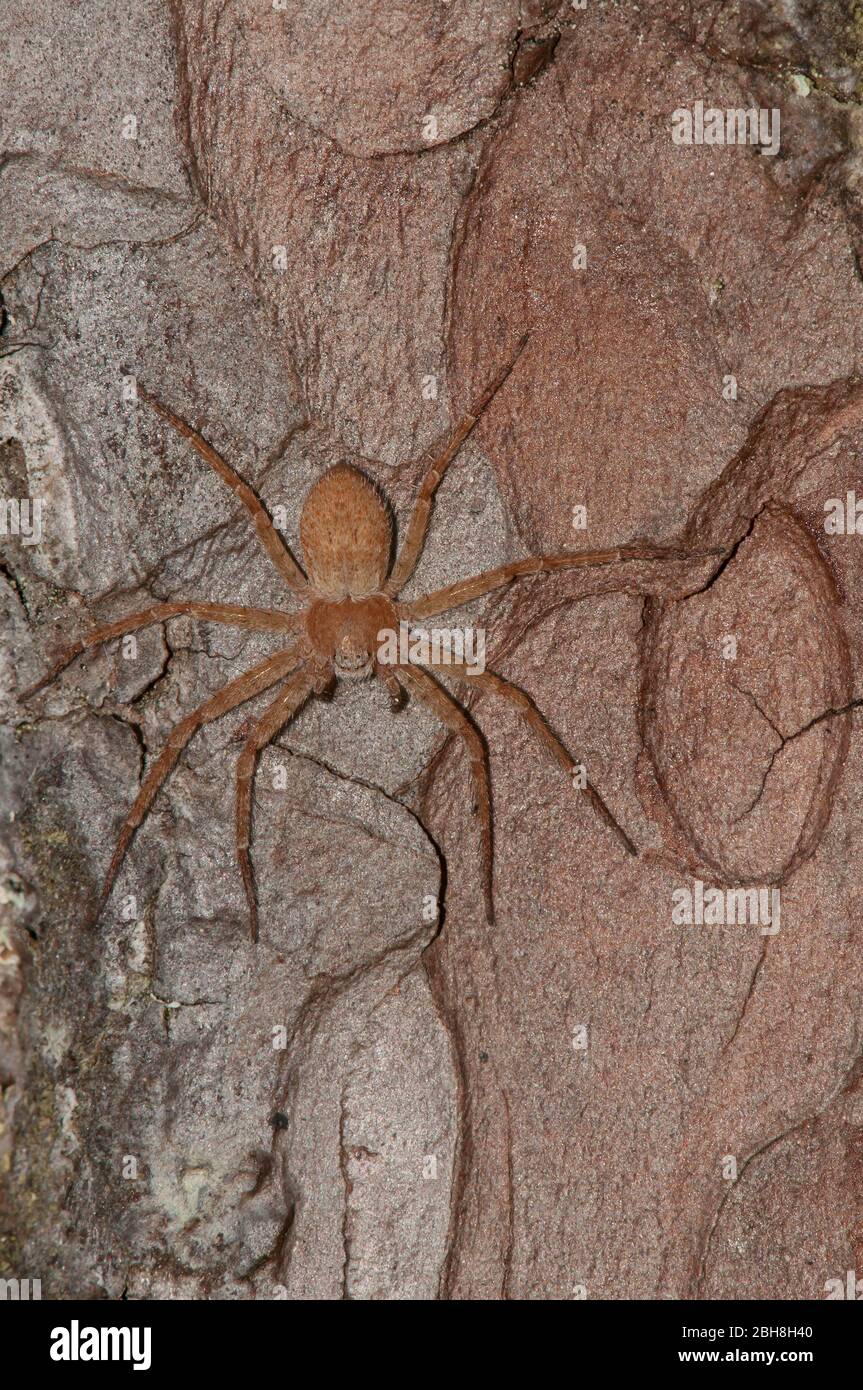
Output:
21,601,300,698
395,663,494,923
426,662,636,859
94,647,301,924
400,542,699,621
235,665,314,942
375,662,406,711
137,386,308,595
385,334,528,596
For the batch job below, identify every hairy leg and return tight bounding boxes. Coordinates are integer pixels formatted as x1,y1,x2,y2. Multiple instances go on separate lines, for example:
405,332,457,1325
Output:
386,334,528,596
397,663,494,922
426,663,636,858
95,648,302,921
400,542,697,621
235,667,315,941
375,662,406,711
21,601,300,698
138,386,308,595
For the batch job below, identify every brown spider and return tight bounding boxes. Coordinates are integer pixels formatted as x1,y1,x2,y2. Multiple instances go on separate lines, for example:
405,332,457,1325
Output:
22,338,682,939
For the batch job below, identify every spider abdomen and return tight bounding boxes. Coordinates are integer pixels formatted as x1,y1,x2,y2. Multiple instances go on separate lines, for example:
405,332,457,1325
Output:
300,463,392,599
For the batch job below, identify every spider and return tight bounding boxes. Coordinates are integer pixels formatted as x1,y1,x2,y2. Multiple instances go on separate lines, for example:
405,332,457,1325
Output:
22,337,682,939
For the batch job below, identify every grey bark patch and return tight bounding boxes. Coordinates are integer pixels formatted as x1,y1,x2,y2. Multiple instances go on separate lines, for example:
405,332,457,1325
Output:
4,736,449,1298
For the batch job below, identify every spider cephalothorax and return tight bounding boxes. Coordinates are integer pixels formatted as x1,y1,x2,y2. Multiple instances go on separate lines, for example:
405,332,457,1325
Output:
23,338,684,939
